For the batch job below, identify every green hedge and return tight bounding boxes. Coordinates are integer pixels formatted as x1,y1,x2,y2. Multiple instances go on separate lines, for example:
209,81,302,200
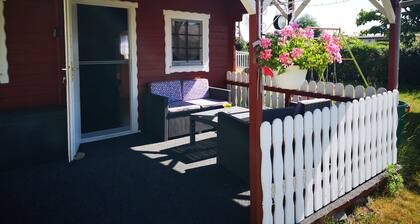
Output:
324,41,420,90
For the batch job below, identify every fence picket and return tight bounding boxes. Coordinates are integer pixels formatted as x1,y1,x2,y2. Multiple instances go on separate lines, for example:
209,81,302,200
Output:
337,103,346,196
317,81,326,94
284,116,295,223
352,100,360,188
345,102,353,192
371,95,378,175
355,85,365,99
392,90,399,164
382,93,388,169
313,109,323,210
330,105,339,201
365,97,372,180
309,81,317,94
265,77,272,108
326,82,334,96
376,94,383,173
322,107,331,206
237,73,243,107
366,86,376,97
260,122,273,224
304,112,314,216
345,85,355,98
294,115,305,222
359,98,366,183
335,83,345,97
377,87,387,94
387,92,393,165
272,119,284,224
242,73,249,107
231,72,238,105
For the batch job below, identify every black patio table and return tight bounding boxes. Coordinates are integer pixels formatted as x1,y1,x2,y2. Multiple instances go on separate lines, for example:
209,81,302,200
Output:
189,106,249,144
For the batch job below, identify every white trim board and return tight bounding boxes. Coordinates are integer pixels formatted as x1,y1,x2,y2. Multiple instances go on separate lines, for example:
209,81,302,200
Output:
0,0,8,84
163,10,210,74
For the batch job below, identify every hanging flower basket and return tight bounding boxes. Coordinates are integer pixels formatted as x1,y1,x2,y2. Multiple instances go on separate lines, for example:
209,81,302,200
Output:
256,23,343,86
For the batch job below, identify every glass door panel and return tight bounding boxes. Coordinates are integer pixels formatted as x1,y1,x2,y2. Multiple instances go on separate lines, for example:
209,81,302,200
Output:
77,5,130,135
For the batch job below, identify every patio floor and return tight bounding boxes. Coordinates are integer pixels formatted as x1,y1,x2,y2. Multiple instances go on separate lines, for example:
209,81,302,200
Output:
0,132,249,224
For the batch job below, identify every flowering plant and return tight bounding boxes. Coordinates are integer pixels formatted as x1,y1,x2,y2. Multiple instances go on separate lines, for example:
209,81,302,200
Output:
256,23,342,79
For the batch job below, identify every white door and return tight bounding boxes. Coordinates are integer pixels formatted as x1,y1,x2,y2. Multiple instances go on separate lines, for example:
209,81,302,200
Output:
64,0,81,161
64,0,138,162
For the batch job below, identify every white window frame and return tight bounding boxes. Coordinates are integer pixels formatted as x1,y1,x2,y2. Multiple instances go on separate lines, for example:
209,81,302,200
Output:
0,0,8,84
163,10,210,74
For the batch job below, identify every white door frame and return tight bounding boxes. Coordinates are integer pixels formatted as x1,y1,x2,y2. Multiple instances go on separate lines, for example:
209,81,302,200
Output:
64,0,139,161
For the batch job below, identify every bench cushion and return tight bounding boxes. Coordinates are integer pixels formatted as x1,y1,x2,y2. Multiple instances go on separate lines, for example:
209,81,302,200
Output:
186,98,229,108
150,80,182,103
168,101,201,113
182,79,210,101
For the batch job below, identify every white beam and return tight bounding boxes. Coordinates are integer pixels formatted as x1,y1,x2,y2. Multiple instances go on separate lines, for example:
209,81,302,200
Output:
241,0,256,15
272,0,288,18
368,0,387,16
381,0,396,23
292,0,311,20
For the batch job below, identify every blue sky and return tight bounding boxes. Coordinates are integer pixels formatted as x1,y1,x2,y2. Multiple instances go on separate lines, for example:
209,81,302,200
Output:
239,0,378,41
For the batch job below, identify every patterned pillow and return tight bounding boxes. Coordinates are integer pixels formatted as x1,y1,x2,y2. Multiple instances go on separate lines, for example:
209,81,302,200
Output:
149,80,182,102
182,79,210,101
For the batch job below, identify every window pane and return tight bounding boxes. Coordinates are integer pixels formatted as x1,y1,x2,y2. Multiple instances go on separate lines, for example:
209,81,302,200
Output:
188,49,201,61
188,21,202,35
172,35,186,48
172,20,187,34
173,48,187,61
188,36,201,48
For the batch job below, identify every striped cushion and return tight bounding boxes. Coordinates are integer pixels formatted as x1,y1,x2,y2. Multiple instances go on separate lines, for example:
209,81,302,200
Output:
149,80,182,103
182,79,210,101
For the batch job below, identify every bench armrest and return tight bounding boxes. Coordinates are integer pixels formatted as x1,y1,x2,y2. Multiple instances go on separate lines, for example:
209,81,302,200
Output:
143,93,169,141
209,87,230,102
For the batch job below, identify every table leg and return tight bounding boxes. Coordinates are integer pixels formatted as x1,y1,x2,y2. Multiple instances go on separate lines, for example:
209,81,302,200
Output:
190,117,196,144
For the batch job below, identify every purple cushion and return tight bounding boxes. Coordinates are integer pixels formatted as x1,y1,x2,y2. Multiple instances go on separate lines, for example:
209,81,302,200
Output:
150,80,182,103
182,79,210,101
168,101,201,113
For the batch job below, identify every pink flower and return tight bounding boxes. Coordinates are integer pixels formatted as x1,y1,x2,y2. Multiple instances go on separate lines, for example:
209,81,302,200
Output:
335,52,342,63
321,32,332,43
290,22,300,30
262,66,273,77
291,48,304,59
302,28,314,39
278,52,292,66
260,38,272,49
259,49,272,60
280,25,294,38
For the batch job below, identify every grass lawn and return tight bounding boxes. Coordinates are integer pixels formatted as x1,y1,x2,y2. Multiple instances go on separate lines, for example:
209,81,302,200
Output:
337,90,420,223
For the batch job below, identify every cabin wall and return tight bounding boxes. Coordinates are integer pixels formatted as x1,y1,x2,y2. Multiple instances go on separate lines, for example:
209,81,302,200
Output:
0,0,65,110
137,0,244,91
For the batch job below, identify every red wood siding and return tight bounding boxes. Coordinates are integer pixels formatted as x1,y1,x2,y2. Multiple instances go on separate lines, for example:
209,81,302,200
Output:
137,0,245,92
0,0,64,110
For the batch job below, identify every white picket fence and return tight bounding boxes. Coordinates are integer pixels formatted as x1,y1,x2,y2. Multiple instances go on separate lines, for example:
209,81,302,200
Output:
226,71,386,108
236,51,249,68
259,90,399,224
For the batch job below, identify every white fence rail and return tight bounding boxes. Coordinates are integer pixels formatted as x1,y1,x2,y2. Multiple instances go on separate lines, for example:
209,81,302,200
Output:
226,71,385,108
236,51,249,69
260,90,399,224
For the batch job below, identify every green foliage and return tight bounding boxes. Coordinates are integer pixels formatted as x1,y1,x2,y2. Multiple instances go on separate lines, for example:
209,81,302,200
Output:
356,5,420,47
385,165,404,196
235,38,248,51
332,42,420,89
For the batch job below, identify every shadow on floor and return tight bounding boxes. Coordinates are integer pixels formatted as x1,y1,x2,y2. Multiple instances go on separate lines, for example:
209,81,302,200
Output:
0,133,249,224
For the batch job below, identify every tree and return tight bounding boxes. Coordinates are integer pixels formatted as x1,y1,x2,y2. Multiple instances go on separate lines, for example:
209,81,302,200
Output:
356,5,420,47
296,14,319,28
295,14,321,36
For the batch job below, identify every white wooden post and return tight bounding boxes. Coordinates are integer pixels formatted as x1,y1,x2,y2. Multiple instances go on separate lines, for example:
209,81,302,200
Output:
337,103,346,196
352,99,360,188
359,98,366,183
345,102,353,192
392,90,399,164
365,97,372,180
371,95,378,175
